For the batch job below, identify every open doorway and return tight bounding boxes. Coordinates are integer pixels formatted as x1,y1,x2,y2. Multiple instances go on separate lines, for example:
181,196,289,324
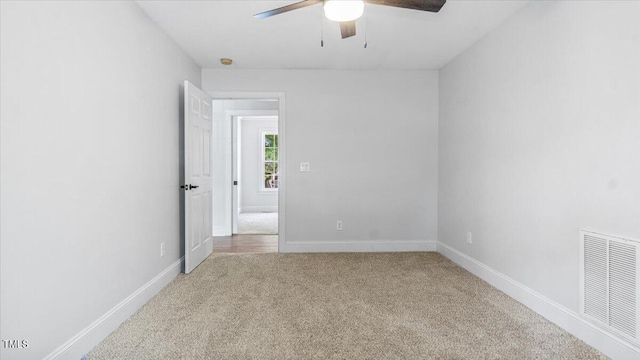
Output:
208,95,284,253
236,116,279,236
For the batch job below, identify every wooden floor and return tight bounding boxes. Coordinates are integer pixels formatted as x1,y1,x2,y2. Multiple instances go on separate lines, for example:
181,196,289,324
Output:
212,234,278,253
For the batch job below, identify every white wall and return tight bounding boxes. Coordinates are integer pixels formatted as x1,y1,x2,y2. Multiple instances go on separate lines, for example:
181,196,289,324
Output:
211,100,279,235
240,117,279,212
203,70,439,251
439,0,640,356
0,1,200,359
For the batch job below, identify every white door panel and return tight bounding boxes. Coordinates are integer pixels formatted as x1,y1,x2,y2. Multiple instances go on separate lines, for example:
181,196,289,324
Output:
184,81,213,274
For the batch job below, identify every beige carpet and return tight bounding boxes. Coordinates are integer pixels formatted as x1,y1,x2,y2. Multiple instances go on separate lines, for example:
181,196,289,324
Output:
89,253,606,359
237,212,278,235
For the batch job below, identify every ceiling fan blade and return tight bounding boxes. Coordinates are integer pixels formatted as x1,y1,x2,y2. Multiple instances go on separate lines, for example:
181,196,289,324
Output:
365,0,446,13
254,0,322,19
340,21,356,39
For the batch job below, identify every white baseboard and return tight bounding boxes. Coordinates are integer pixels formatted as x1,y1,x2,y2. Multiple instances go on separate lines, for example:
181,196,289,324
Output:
44,257,184,360
213,226,230,236
284,240,436,253
437,242,640,359
240,206,277,213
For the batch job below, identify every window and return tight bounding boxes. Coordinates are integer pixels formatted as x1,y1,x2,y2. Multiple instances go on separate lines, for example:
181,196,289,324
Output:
261,132,278,191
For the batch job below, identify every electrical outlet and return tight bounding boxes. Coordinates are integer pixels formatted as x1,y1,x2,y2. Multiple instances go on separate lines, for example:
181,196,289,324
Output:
300,162,310,172
466,232,472,244
336,220,343,231
160,242,165,257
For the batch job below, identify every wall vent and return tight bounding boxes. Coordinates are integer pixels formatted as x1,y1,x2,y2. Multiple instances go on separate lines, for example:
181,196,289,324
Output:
580,230,640,345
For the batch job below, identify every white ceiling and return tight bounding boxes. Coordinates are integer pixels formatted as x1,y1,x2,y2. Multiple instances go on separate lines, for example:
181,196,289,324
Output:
136,0,529,70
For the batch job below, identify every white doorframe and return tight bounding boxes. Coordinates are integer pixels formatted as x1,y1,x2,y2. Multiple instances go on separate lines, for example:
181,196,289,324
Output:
208,92,286,253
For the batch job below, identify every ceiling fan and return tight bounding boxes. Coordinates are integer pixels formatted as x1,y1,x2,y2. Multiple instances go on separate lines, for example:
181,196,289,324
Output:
254,0,447,40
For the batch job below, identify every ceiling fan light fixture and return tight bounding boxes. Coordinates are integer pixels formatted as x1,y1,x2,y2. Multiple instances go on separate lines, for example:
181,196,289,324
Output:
323,0,364,22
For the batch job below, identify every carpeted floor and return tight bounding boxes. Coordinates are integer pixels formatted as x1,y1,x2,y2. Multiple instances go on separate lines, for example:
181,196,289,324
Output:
89,253,606,359
238,212,278,235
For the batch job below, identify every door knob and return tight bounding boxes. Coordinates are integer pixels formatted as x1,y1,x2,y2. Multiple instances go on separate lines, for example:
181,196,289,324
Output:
189,184,199,190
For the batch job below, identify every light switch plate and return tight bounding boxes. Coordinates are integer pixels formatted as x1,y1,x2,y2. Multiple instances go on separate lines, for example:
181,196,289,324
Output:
300,162,310,172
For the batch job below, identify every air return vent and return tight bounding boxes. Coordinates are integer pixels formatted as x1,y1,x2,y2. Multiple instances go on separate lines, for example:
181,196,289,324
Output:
580,230,640,344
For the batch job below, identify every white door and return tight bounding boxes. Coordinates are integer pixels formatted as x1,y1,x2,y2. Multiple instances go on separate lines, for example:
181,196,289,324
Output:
183,81,213,274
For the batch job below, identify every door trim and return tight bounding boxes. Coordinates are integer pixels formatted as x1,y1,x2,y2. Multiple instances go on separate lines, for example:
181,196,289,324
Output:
207,91,286,253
